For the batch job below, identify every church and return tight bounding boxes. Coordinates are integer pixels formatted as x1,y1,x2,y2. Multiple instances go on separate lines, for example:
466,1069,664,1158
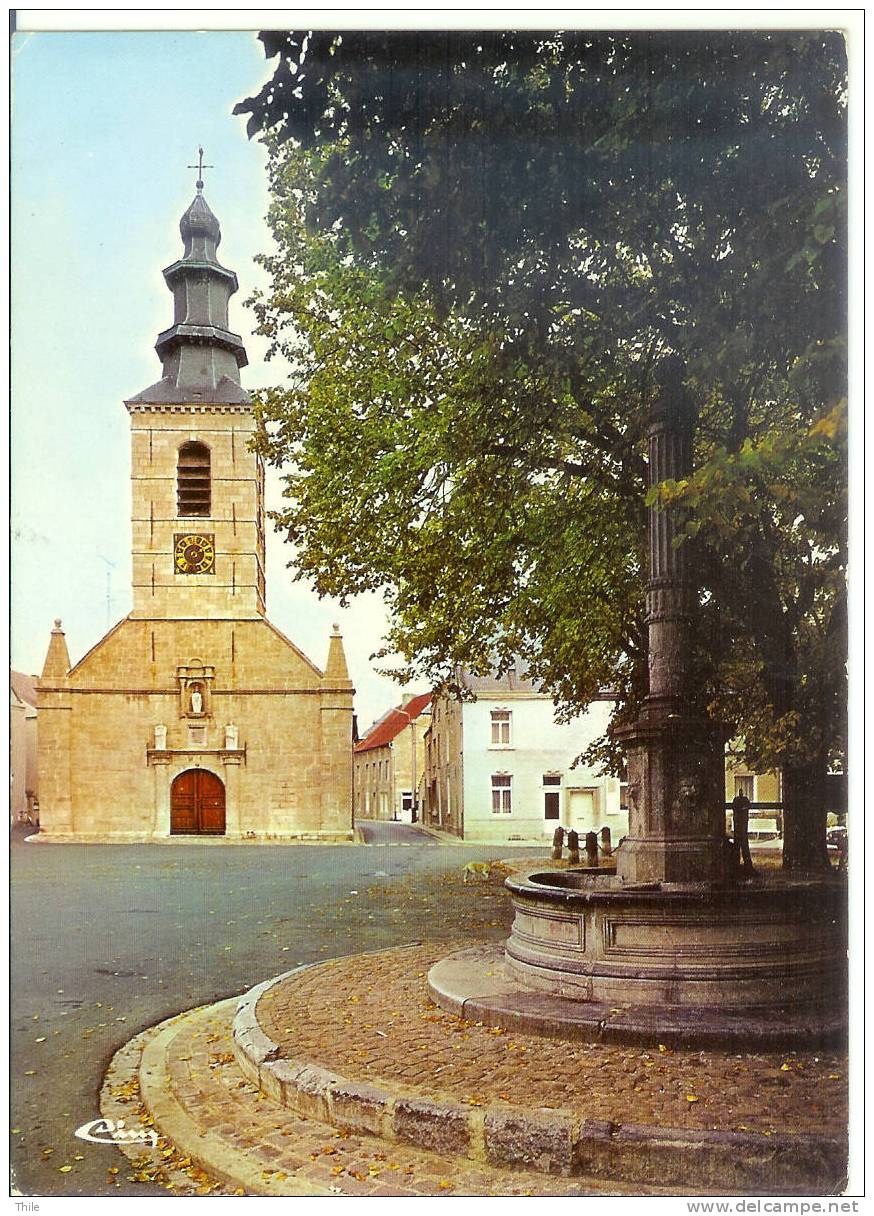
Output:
35,170,354,842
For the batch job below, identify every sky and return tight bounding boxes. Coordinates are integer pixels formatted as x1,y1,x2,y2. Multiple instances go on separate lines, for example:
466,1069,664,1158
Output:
10,28,400,731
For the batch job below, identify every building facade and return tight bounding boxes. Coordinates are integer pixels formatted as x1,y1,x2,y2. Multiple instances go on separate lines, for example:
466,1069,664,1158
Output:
422,670,624,843
353,693,431,822
10,672,38,825
35,180,354,841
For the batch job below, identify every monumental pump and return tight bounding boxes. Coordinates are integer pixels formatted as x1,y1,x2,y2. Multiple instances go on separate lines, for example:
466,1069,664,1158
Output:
429,360,847,1047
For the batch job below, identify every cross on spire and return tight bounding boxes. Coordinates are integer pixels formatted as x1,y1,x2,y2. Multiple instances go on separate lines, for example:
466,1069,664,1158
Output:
187,146,214,192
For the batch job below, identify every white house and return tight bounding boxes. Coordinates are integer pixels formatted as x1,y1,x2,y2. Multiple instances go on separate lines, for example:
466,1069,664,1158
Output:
422,665,625,844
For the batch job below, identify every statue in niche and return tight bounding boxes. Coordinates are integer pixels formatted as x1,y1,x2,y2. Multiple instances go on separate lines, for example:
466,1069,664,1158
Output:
189,685,204,715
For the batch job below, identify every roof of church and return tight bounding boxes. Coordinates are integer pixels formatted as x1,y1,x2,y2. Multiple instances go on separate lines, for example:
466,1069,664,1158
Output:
354,692,432,753
126,374,251,406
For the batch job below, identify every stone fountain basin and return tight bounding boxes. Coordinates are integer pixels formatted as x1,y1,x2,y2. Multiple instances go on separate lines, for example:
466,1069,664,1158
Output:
503,868,847,1010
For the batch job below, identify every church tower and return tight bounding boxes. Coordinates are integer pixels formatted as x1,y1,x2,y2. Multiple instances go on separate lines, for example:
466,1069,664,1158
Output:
35,159,354,842
126,171,265,618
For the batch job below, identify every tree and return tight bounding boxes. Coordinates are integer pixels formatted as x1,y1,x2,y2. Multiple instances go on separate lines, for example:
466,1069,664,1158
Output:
237,30,847,870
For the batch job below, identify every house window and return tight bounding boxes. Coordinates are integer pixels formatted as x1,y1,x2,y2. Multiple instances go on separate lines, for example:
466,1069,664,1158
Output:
490,709,511,746
177,441,211,516
543,774,561,820
401,791,413,812
619,763,629,811
491,774,512,814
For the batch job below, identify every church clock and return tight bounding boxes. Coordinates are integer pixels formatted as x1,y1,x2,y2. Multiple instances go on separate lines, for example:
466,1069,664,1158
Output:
174,533,215,575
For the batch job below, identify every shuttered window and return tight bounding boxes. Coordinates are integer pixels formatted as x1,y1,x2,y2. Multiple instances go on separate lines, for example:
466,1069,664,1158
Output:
177,442,211,516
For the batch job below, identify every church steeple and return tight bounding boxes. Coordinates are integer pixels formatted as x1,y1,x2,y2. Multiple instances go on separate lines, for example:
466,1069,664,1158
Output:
126,162,266,621
127,151,249,406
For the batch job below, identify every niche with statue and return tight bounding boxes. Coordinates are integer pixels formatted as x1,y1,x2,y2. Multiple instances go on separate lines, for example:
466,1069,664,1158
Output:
176,659,215,719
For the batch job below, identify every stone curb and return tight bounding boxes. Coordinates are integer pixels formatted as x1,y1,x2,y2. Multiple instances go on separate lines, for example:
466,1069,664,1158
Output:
103,997,672,1197
233,955,848,1193
133,998,334,1196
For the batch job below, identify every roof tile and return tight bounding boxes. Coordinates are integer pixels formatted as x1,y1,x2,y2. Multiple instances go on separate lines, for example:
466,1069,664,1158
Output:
354,692,432,753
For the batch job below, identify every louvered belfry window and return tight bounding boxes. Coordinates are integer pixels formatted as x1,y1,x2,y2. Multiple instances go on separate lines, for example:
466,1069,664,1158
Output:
177,442,211,516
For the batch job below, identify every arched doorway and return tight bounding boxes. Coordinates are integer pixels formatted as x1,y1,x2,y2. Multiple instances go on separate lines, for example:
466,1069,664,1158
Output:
170,769,226,835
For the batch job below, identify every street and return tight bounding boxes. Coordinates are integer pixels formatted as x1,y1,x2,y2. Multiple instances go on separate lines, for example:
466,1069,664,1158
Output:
356,819,437,845
10,825,539,1197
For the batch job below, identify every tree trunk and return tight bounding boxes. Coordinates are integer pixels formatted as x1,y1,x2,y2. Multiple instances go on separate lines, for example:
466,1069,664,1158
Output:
781,758,833,872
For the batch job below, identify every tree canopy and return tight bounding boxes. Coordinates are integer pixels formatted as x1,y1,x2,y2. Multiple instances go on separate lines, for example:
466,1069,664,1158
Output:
237,29,847,868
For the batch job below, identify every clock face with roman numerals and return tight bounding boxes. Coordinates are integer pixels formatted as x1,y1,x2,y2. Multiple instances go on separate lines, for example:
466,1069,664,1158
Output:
174,533,215,575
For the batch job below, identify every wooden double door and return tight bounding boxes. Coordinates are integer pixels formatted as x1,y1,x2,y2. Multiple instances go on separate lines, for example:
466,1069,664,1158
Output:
170,769,226,835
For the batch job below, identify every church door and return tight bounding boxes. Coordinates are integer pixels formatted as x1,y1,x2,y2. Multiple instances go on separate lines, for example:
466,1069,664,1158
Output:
170,770,226,835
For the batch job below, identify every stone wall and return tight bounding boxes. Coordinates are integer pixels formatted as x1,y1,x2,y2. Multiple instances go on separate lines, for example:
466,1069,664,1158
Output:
36,617,353,839
129,405,266,620
422,696,465,835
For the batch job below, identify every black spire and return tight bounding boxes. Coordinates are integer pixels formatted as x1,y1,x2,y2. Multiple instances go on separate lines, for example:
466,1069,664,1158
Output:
127,163,249,406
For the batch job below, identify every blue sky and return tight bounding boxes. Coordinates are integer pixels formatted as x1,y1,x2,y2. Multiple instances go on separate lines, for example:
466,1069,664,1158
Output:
11,30,398,728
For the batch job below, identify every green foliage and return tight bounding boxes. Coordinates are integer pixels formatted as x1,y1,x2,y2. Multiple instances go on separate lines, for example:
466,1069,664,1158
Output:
251,152,646,716
240,31,847,808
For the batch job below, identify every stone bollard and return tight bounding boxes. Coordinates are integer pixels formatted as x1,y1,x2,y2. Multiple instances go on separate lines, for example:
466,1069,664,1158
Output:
566,829,580,864
600,826,612,857
551,826,565,861
585,831,599,867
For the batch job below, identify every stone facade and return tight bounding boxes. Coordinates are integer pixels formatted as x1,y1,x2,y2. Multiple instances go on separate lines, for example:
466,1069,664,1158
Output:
37,618,353,840
129,406,266,620
423,694,465,834
35,183,353,841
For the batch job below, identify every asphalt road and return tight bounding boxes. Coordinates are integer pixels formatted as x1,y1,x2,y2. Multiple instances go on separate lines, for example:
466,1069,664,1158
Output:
10,825,540,1198
356,818,437,845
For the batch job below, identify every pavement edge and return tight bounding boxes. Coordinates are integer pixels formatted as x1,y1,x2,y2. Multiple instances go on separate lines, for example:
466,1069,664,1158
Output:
116,999,333,1196
234,953,849,1193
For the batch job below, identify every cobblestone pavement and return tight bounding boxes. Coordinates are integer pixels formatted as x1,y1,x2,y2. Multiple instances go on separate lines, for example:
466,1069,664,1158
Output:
112,999,666,1196
256,944,848,1137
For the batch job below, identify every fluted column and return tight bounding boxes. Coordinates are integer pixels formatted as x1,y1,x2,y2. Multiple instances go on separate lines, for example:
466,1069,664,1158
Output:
613,366,728,885
645,393,695,706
